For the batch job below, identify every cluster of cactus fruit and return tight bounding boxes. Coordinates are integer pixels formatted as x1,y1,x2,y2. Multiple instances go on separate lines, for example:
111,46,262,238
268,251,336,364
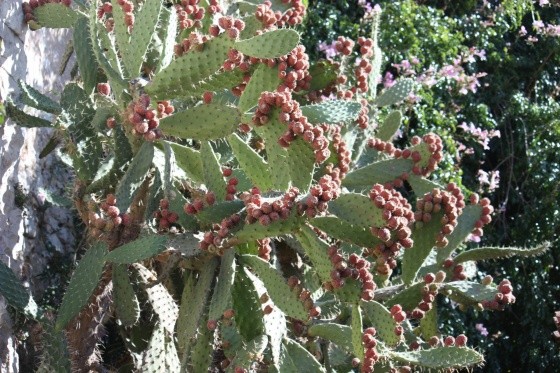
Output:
1,1,552,372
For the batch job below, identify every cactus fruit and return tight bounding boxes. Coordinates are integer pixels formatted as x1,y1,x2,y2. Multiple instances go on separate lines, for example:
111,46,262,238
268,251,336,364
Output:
3,1,549,371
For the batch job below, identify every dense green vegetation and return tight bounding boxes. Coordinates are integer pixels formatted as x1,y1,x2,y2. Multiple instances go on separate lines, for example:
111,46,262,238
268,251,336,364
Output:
304,0,560,370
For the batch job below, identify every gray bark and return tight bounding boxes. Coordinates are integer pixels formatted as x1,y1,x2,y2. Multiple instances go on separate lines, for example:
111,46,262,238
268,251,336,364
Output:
1,1,76,371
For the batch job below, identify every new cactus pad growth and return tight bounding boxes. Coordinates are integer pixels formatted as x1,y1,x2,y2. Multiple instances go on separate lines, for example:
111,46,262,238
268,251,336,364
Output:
1,1,550,371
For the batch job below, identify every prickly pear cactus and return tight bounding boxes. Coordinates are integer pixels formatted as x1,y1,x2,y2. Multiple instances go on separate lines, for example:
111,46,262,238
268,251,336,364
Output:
3,1,549,372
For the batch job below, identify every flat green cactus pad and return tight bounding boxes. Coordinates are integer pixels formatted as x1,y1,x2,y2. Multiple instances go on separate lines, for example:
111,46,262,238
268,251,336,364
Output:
343,158,414,191
361,300,400,346
0,260,39,319
146,34,233,99
159,103,240,140
328,193,385,228
241,255,309,320
308,323,353,353
55,243,107,331
105,235,168,264
453,242,551,263
374,78,414,107
34,4,80,28
376,110,402,141
235,29,300,59
300,100,362,125
389,346,484,370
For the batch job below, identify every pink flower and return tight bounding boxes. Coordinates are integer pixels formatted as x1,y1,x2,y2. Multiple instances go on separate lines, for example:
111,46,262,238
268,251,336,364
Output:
533,20,545,30
383,72,396,88
519,26,528,36
478,169,500,192
318,41,338,59
476,323,489,336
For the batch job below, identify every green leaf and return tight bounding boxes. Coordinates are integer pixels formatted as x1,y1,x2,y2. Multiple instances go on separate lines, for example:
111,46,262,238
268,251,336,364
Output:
374,78,414,107
407,175,442,197
300,100,362,125
159,103,240,140
34,3,80,28
343,158,414,191
240,255,309,320
389,346,483,370
0,260,39,318
55,243,107,330
453,242,551,263
156,6,178,73
115,141,154,212
376,110,402,141
176,259,218,359
308,60,338,91
105,236,168,264
234,29,300,59
419,304,438,339
142,323,180,373
229,335,268,369
60,83,102,181
385,282,424,311
295,226,334,284
89,12,126,86
144,282,179,333
36,322,71,373
277,338,326,372
254,111,315,191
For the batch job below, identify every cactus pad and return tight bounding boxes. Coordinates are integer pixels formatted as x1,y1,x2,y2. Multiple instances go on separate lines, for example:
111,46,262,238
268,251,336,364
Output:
159,103,240,140
115,141,154,212
241,255,309,320
389,346,484,370
34,4,80,28
105,236,168,264
300,100,362,125
361,300,400,346
343,158,414,191
234,29,300,59
112,264,140,327
376,110,402,141
453,242,551,264
145,34,233,99
308,323,353,353
0,260,39,318
55,243,107,330
374,78,414,107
